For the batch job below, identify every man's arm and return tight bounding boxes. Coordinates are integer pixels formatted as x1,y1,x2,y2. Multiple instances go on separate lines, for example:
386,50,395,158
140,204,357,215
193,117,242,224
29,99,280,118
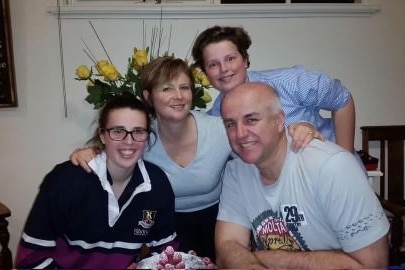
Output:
215,221,267,270
254,234,388,269
332,95,355,153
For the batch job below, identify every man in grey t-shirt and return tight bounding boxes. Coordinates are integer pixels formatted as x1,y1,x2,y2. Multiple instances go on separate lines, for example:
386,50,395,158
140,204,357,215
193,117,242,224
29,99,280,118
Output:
216,82,389,269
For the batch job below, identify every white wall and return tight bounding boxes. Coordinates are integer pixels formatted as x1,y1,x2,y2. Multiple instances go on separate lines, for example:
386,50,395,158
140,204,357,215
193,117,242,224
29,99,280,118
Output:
1,0,404,261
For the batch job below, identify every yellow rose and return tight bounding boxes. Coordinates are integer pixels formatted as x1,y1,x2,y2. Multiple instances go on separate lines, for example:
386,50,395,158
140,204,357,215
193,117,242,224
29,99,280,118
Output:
201,90,212,104
95,60,110,74
75,65,91,80
192,68,201,83
132,48,149,72
99,64,121,82
199,74,211,88
192,68,211,88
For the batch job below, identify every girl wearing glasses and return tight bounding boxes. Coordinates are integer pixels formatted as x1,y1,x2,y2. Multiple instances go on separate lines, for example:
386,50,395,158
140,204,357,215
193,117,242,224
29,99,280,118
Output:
15,95,177,269
71,57,232,261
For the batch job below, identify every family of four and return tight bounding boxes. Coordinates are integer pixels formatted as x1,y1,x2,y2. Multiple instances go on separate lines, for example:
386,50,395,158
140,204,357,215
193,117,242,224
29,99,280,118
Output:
15,25,388,269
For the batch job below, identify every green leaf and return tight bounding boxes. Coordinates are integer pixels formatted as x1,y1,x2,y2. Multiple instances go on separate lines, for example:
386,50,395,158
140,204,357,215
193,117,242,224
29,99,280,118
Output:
192,96,207,110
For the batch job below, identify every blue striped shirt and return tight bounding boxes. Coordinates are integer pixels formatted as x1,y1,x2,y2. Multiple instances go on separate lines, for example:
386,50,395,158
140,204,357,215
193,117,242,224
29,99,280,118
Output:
207,65,351,142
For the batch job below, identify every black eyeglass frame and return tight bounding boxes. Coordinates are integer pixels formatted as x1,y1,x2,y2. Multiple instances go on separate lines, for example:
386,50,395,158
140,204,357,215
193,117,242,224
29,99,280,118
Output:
101,127,149,142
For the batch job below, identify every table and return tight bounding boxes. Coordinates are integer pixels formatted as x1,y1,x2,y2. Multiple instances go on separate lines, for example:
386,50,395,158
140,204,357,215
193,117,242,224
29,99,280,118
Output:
0,202,12,270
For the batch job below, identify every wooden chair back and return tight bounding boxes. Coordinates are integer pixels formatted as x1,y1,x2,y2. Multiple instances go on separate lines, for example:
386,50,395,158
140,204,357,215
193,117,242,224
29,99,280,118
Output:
361,125,405,205
0,201,12,270
360,125,405,265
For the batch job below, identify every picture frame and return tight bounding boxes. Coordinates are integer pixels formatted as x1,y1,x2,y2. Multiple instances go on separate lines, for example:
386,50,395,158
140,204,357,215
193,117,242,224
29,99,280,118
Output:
0,0,17,108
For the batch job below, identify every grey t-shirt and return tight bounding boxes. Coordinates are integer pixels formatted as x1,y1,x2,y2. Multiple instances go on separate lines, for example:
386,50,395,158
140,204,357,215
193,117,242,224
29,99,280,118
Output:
218,137,389,252
145,111,232,212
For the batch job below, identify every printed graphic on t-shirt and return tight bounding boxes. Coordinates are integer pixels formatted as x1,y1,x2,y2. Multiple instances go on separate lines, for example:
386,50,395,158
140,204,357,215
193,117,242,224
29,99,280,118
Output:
252,206,309,251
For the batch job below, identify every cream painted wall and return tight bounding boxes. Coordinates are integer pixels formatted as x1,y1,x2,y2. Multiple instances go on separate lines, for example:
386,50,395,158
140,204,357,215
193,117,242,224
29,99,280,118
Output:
1,0,404,262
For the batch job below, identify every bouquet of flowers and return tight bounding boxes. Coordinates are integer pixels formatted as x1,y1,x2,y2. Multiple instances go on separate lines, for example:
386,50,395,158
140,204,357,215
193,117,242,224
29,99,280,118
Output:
74,24,212,110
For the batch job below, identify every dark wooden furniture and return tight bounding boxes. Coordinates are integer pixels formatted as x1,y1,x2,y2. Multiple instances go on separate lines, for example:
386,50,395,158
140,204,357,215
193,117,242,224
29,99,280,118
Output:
0,201,12,270
0,0,18,108
361,125,405,265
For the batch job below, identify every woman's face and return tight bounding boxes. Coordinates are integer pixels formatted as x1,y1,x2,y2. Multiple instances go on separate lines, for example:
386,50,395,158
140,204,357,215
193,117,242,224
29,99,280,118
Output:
202,40,249,94
145,72,193,122
100,108,148,171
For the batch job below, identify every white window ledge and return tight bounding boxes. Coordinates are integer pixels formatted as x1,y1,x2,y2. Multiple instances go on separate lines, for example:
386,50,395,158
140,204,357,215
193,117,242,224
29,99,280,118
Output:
47,4,381,19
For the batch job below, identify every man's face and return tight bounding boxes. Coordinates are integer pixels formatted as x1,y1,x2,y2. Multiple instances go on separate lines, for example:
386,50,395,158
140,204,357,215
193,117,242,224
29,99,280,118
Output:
221,85,285,167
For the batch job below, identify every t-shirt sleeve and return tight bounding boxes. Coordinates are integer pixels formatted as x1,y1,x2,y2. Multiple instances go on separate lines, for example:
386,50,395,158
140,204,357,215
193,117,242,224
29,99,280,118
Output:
316,151,389,252
217,161,252,229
